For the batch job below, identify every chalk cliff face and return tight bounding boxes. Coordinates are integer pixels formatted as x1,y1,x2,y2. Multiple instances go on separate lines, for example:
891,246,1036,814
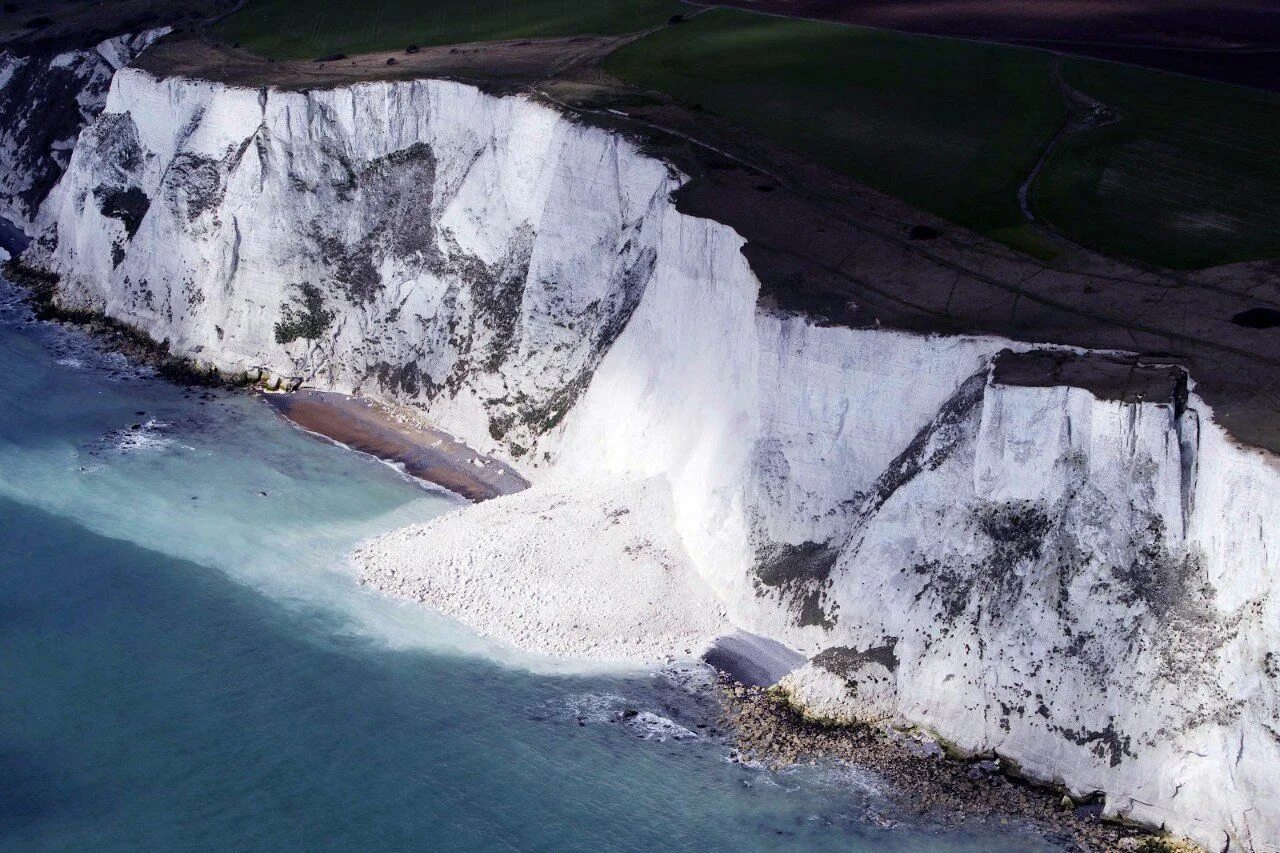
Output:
0,30,167,232
782,363,1279,850
28,69,1280,852
35,69,667,457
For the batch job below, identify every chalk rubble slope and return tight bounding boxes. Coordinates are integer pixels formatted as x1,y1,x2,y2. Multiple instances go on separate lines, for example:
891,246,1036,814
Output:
357,477,729,664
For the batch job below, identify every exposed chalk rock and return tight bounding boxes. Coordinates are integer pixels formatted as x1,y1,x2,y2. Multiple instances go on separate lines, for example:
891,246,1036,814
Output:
0,29,168,233
356,476,730,664
778,644,901,726
32,69,666,463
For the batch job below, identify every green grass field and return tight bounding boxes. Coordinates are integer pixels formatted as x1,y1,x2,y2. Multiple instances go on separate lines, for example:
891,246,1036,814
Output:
1032,61,1280,269
609,9,1280,269
606,10,1065,258
212,0,685,59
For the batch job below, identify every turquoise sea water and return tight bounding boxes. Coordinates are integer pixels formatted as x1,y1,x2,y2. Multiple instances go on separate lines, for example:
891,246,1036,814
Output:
0,279,1057,851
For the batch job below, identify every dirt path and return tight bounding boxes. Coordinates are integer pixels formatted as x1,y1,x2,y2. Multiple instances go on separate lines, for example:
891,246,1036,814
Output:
1017,56,1120,226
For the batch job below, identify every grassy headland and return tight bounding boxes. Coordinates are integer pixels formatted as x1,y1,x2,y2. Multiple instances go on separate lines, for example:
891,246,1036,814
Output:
1033,61,1280,269
608,9,1280,269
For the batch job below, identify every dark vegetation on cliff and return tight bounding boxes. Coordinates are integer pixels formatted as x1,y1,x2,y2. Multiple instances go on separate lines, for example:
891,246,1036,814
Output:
274,283,334,345
97,186,151,239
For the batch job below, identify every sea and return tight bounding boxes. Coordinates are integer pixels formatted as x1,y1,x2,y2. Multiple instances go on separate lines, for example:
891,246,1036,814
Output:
0,276,1057,851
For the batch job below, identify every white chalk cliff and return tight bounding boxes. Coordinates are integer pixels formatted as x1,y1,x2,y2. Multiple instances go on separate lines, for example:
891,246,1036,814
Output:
0,29,167,232
24,68,1280,852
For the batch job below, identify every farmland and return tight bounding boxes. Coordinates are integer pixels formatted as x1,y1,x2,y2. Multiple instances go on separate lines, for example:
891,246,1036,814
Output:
212,0,684,59
1032,61,1280,269
606,10,1064,258
607,9,1280,269
708,0,1280,91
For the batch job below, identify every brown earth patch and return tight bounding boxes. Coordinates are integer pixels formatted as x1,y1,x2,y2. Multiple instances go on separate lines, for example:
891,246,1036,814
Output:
703,0,1280,91
261,389,528,502
136,29,630,90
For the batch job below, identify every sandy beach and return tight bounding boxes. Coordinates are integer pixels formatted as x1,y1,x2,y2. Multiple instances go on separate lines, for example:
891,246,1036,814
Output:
262,390,528,503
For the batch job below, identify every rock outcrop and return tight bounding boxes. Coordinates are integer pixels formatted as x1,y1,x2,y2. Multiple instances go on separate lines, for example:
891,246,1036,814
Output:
0,30,167,233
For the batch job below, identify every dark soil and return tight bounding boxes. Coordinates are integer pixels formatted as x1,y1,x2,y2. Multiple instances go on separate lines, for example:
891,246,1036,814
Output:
992,349,1187,407
706,0,1280,91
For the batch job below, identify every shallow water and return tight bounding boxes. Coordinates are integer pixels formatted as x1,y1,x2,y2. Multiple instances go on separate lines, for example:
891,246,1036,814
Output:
0,280,1059,851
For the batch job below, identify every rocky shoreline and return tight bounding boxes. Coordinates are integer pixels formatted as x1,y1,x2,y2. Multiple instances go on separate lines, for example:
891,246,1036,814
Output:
1,251,1207,850
4,258,250,389
4,260,521,503
717,679,1196,853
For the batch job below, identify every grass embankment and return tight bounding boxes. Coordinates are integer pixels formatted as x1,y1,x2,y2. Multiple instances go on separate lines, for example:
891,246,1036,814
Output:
608,9,1280,269
606,10,1065,259
1033,62,1280,269
212,0,686,59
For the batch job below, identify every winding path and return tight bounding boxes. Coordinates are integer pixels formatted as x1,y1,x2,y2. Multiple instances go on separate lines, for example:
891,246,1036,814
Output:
1017,57,1120,225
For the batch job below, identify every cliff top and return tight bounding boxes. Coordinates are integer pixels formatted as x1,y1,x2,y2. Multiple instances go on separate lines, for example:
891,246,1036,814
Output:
135,30,627,92
991,350,1188,409
0,0,230,55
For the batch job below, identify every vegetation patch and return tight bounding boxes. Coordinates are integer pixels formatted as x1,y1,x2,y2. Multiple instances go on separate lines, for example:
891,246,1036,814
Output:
213,0,685,59
373,360,423,397
812,640,899,677
753,540,840,629
274,283,333,345
96,186,150,239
